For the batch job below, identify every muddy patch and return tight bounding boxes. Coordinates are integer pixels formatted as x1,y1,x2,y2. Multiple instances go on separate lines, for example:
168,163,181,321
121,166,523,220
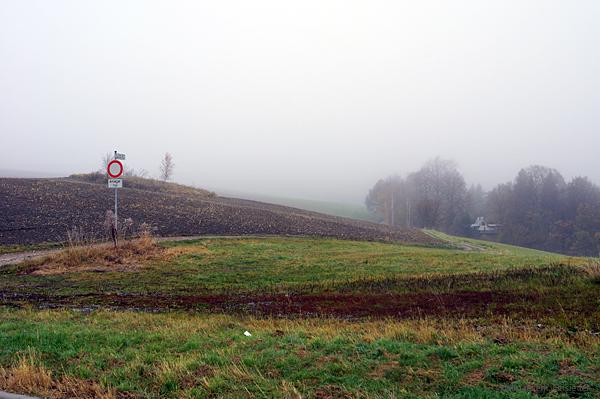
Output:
2,289,595,320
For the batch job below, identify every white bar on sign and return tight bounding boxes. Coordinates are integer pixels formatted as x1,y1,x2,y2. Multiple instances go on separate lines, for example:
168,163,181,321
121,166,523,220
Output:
108,178,123,188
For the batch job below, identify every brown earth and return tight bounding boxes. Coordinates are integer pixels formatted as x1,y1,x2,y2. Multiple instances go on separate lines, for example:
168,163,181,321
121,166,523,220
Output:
0,178,439,246
1,289,595,320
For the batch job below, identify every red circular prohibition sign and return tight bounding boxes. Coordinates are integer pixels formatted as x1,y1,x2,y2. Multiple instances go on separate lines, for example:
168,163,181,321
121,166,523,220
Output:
107,160,123,178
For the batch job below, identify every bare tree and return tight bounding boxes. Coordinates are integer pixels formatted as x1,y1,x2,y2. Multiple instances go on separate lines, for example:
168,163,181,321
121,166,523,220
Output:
101,152,113,172
159,152,174,181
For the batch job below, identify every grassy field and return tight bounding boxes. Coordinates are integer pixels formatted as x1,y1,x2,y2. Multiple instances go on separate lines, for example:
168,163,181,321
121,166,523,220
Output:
0,236,599,398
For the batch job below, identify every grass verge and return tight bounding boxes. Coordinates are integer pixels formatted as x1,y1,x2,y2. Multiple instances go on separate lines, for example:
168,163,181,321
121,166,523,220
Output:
1,309,599,399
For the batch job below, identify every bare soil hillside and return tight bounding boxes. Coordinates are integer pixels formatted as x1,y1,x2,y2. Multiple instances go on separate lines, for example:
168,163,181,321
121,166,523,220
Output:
0,177,439,246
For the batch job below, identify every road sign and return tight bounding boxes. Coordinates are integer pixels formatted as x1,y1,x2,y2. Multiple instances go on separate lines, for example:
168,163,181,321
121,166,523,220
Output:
108,178,123,188
107,160,123,178
108,150,126,247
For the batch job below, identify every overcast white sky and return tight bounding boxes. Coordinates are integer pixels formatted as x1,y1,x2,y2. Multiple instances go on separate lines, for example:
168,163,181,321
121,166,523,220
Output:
1,1,599,203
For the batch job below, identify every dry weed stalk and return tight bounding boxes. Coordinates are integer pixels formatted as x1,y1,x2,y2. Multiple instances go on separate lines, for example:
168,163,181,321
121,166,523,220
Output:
0,351,116,399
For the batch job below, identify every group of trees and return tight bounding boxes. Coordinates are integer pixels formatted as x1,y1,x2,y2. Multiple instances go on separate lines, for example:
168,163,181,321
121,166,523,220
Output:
366,158,471,233
101,152,174,181
486,166,600,256
366,158,600,256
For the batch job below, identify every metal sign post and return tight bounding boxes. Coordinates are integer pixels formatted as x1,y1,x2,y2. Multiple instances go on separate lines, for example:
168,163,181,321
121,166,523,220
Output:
115,183,118,232
107,151,125,247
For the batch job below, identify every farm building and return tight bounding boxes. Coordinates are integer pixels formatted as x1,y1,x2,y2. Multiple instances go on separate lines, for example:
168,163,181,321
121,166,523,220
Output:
470,217,499,235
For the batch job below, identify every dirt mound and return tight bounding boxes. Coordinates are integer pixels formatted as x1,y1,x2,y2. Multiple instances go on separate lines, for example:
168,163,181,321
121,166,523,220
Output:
0,178,438,246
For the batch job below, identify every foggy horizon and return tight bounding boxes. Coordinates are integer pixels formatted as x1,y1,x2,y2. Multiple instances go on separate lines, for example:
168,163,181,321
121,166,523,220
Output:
2,1,599,204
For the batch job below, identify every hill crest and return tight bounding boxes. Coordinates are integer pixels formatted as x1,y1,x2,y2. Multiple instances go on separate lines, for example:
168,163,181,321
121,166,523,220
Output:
0,176,437,246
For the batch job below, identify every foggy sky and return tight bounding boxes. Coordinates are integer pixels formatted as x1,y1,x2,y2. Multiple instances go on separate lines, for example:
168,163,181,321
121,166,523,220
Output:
1,1,599,204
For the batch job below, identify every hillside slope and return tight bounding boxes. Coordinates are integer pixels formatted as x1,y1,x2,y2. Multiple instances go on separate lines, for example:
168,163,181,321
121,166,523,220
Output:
217,190,375,221
0,177,437,246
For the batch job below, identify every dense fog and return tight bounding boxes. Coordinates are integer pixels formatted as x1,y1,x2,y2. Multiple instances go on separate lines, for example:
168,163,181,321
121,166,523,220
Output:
1,1,599,204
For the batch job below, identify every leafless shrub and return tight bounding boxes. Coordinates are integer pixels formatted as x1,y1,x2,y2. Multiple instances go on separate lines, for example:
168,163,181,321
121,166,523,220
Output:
100,152,112,172
123,167,149,178
137,222,153,237
120,218,134,238
135,168,149,178
66,226,93,248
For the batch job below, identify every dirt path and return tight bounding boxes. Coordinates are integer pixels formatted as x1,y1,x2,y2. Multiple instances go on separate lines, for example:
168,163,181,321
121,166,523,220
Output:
0,249,60,267
0,390,41,399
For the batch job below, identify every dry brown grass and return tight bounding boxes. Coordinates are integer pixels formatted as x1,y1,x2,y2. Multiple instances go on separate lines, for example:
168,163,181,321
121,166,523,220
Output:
21,232,195,275
582,260,600,283
247,316,600,348
0,351,117,399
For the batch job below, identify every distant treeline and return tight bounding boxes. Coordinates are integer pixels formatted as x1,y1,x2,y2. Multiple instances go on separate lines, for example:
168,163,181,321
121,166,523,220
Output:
366,158,600,256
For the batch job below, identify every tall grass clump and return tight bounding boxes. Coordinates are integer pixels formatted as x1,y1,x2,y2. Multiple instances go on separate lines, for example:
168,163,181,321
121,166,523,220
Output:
22,225,163,275
582,260,600,284
0,350,116,399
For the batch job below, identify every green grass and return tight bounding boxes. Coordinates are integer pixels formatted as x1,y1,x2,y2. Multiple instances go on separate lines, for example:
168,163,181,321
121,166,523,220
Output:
0,235,598,398
0,237,571,297
424,230,559,257
158,237,570,293
0,309,598,399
